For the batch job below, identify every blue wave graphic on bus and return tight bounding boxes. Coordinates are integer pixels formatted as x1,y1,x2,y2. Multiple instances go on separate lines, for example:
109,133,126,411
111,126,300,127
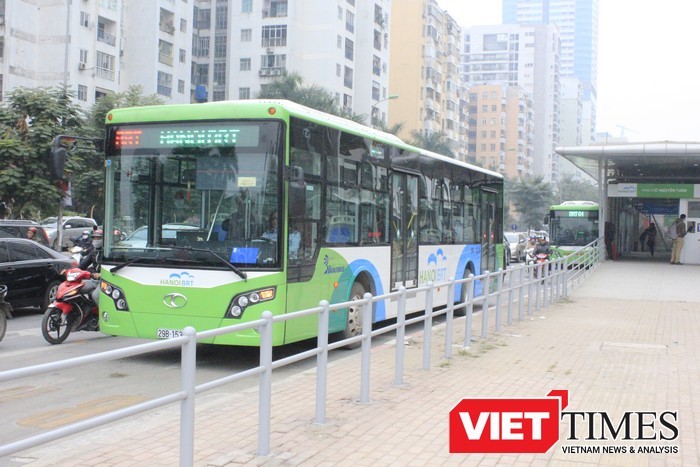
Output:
453,245,482,300
427,248,447,266
330,260,386,321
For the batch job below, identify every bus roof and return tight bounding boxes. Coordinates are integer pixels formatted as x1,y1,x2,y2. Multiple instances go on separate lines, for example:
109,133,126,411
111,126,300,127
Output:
106,99,502,180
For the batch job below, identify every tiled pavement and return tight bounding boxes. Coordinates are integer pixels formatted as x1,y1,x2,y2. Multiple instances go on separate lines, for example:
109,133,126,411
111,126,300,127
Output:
7,258,700,466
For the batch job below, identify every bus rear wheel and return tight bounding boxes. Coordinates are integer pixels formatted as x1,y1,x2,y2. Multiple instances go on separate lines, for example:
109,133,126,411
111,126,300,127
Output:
341,282,366,349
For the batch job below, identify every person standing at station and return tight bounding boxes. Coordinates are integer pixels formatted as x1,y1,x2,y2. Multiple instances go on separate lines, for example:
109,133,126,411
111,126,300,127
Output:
670,214,687,264
640,222,657,256
604,221,615,260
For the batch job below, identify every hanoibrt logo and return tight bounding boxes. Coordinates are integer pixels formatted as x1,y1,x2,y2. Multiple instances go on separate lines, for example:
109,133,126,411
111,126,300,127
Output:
159,271,195,287
419,248,448,284
449,390,679,454
322,255,345,275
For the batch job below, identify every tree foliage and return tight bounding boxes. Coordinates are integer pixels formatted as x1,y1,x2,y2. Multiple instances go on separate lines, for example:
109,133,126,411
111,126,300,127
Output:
556,173,599,204
0,86,85,219
409,130,455,158
507,176,556,231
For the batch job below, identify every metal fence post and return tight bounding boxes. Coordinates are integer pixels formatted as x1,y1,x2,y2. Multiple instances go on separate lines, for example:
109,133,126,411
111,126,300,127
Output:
359,292,373,403
445,279,455,359
481,272,491,338
527,264,534,316
395,286,407,386
315,300,330,425
563,256,569,298
507,268,514,326
423,282,434,370
257,311,274,456
518,266,524,321
464,274,475,348
495,269,504,332
179,326,197,467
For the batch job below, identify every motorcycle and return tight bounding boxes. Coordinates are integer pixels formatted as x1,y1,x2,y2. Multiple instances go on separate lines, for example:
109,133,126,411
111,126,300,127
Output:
0,285,12,342
529,252,551,279
41,268,100,344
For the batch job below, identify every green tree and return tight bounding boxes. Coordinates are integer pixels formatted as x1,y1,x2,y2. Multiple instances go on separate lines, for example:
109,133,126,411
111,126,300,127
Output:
0,86,85,220
375,120,405,136
409,130,454,158
508,176,556,231
556,173,599,204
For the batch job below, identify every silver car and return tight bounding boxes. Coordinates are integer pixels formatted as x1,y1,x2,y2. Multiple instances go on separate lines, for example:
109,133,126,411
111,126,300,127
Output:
504,232,528,262
40,216,98,250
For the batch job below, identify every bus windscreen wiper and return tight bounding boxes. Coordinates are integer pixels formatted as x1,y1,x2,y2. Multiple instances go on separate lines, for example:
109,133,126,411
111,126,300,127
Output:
109,256,153,274
160,244,247,281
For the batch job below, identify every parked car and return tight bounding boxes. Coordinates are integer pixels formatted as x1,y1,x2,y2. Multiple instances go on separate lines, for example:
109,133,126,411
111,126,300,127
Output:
503,235,512,267
40,216,98,250
0,220,51,246
504,232,528,262
120,224,201,248
0,238,77,312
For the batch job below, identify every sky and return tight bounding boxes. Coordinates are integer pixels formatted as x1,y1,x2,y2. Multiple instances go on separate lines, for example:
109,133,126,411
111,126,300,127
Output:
436,0,700,143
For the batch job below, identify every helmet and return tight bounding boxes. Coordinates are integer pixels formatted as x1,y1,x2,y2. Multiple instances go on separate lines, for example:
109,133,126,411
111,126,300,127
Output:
28,227,37,233
82,230,90,235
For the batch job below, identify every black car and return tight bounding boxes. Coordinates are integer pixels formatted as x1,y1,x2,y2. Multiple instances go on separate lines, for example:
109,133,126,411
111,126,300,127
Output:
0,220,51,246
0,238,77,312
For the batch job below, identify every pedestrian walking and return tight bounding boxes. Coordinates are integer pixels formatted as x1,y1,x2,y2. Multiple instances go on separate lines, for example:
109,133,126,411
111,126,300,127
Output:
604,221,615,260
641,223,657,256
670,214,687,264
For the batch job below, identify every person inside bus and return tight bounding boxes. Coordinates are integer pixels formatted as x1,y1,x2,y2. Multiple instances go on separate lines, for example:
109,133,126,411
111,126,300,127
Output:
261,211,278,241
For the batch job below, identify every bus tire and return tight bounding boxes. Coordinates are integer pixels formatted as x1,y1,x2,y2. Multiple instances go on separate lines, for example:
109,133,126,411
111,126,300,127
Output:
341,281,366,349
454,266,473,316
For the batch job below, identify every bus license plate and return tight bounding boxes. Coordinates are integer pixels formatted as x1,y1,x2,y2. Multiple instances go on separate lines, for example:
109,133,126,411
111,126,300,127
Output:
157,328,184,339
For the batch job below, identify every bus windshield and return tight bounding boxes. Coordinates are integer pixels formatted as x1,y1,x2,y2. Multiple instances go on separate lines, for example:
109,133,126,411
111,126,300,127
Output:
102,121,283,269
549,209,599,247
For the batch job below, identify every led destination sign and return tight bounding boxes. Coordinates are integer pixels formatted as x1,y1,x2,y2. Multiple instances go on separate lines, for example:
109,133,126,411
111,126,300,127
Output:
114,123,260,149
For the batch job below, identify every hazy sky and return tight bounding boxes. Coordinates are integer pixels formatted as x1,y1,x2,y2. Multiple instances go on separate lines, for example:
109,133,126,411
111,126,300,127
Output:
436,0,700,143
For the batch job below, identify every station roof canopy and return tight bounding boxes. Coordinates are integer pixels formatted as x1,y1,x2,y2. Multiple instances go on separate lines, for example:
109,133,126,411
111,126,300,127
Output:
556,142,700,184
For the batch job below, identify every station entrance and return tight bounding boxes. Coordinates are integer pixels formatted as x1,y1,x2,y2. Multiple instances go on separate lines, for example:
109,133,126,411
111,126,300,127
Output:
556,143,700,264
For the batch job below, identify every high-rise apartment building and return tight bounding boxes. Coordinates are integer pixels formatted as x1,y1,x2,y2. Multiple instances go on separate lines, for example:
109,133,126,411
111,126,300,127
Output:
462,24,561,182
502,0,598,145
388,0,465,160
0,0,193,106
201,0,392,118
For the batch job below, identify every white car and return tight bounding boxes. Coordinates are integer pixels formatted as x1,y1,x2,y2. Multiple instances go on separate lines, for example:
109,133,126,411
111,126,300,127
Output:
120,224,201,248
504,232,528,262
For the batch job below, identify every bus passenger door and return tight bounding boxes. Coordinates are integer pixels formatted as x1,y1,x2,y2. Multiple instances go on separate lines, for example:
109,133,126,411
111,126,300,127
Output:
391,172,418,290
480,188,498,274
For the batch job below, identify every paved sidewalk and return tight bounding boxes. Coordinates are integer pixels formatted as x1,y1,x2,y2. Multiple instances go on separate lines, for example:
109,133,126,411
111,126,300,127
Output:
8,259,700,466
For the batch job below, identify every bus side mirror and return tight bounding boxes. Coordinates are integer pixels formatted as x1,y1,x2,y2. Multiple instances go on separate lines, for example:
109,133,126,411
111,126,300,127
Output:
286,166,306,218
543,214,549,225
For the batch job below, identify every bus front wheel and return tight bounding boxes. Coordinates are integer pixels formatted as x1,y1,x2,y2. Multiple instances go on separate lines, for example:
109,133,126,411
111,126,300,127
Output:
341,281,366,349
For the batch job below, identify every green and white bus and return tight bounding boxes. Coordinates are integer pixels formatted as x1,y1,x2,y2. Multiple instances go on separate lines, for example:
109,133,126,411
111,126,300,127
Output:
547,201,600,256
98,100,504,346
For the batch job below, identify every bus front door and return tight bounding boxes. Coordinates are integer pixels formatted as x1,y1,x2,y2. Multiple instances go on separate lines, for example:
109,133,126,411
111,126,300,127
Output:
391,173,418,290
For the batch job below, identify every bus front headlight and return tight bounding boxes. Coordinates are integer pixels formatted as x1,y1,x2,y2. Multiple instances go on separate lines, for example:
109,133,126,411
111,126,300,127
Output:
226,287,276,319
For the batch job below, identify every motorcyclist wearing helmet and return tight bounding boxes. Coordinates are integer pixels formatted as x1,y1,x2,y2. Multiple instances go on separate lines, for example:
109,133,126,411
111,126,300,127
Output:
26,226,39,242
79,229,103,271
73,230,93,250
534,235,553,256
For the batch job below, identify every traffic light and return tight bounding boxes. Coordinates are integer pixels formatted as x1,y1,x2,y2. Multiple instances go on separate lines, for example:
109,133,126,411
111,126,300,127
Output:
49,137,67,182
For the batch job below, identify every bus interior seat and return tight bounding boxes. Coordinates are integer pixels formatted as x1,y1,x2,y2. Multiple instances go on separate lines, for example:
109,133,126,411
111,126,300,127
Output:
327,215,355,243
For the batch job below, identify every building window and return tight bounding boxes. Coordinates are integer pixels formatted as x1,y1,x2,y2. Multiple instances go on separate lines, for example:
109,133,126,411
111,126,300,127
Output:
180,18,187,32
241,0,252,13
179,49,186,63
239,87,251,100
79,48,89,65
336,64,341,76
373,30,381,50
213,62,226,86
158,40,174,65
195,64,209,85
80,11,90,27
262,25,287,47
261,53,286,69
241,29,252,41
216,4,228,29
345,11,354,33
77,85,87,101
178,79,185,94
194,36,210,57
372,81,380,101
95,51,115,80
343,66,353,89
337,35,342,48
344,38,354,60
213,90,226,101
195,8,211,29
240,58,251,71
372,55,380,76
157,71,172,97
338,6,342,20
214,35,227,58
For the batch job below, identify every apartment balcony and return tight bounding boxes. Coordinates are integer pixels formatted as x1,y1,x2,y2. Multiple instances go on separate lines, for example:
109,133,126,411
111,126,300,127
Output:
97,31,116,46
157,85,172,97
259,67,285,77
159,22,175,35
158,53,173,66
96,67,115,81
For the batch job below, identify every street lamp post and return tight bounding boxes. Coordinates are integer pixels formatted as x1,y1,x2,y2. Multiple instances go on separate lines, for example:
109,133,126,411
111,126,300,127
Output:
371,94,398,128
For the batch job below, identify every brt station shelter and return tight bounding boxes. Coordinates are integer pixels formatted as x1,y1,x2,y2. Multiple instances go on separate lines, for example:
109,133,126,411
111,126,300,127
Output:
556,142,700,265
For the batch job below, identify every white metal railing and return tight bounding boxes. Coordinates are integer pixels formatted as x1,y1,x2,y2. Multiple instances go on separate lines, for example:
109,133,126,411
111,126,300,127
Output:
0,240,602,465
